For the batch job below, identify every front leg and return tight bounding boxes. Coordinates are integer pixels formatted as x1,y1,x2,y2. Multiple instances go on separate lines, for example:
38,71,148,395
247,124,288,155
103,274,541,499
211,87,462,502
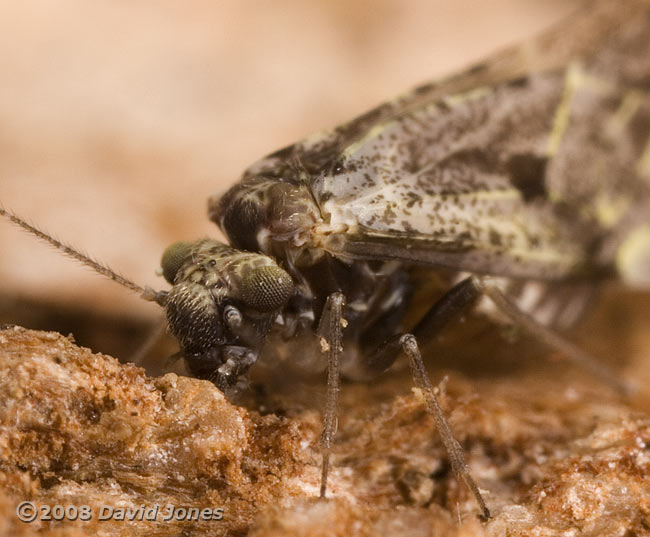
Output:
316,292,345,499
185,345,258,392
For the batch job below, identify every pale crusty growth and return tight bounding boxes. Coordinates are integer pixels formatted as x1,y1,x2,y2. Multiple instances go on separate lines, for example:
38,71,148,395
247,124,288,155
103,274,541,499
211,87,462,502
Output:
0,327,311,537
1,313,649,536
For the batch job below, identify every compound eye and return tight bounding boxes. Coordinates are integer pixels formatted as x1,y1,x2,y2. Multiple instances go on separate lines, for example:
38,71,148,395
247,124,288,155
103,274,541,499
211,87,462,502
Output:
223,304,242,330
241,265,294,312
160,241,193,284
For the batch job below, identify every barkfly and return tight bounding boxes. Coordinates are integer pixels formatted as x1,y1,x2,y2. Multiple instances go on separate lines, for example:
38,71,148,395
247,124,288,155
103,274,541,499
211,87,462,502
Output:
3,0,650,520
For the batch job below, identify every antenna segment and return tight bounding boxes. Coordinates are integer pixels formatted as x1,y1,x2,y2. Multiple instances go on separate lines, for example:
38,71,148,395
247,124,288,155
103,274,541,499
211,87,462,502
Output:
0,206,167,306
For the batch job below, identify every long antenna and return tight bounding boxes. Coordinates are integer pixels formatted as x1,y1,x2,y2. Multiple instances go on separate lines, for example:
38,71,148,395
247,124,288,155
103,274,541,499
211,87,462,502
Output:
0,206,167,306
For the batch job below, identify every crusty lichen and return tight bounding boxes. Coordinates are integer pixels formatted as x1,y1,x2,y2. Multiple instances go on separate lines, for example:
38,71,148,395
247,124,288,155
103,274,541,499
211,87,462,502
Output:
0,326,312,536
1,302,649,537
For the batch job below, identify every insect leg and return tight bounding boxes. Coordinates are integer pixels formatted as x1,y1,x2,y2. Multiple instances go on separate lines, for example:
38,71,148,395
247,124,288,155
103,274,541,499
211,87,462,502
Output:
401,333,490,520
129,317,168,366
475,277,632,396
316,292,345,499
362,277,481,374
360,278,489,518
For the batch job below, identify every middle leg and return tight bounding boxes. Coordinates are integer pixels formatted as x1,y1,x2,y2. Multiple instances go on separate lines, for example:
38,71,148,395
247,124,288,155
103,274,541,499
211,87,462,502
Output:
362,277,491,518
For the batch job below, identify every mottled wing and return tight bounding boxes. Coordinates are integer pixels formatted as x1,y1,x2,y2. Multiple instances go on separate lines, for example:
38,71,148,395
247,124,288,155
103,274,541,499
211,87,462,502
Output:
244,0,645,179
313,68,581,279
305,1,650,280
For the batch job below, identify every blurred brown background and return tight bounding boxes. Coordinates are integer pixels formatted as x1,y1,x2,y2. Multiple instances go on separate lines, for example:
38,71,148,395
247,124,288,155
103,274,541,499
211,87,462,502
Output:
0,0,580,356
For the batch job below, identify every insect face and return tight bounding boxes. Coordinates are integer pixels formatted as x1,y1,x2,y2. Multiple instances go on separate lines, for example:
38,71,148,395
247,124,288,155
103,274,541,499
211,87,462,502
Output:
161,239,294,388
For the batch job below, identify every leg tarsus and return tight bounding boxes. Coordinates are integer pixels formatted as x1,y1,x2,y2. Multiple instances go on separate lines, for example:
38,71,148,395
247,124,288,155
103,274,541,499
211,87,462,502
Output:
400,333,491,520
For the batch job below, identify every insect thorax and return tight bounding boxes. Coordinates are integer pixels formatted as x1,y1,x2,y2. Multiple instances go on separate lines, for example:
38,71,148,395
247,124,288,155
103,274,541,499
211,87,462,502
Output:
209,168,419,378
